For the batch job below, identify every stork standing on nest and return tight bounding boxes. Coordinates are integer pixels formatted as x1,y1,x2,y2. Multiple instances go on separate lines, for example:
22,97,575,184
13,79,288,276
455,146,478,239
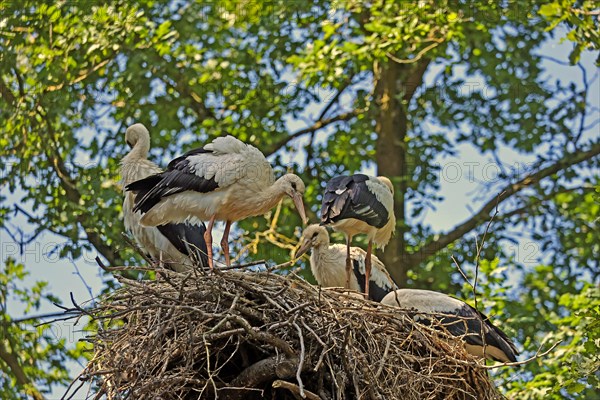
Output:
295,224,398,302
127,135,308,269
320,174,395,298
120,123,209,271
381,289,519,363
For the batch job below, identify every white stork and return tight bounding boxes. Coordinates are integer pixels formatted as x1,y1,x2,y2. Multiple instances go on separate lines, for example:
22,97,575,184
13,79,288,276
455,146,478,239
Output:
295,224,398,301
320,174,395,297
380,289,519,363
120,123,209,271
126,135,308,268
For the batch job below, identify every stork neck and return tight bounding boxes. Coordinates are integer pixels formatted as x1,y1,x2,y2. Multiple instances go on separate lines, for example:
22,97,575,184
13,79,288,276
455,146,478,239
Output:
251,179,288,212
309,243,327,268
124,140,150,162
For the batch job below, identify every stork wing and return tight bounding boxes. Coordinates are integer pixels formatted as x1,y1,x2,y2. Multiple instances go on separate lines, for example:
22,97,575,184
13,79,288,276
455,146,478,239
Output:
350,248,398,302
156,222,209,268
321,174,389,228
127,147,220,213
128,139,273,214
429,304,518,363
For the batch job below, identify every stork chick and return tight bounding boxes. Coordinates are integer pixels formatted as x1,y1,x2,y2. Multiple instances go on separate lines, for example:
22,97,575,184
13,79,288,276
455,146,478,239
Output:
381,289,519,363
320,174,395,298
296,224,398,302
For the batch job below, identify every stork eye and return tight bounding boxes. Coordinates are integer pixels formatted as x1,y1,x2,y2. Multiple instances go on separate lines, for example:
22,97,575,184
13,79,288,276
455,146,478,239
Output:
291,182,297,191
312,232,318,238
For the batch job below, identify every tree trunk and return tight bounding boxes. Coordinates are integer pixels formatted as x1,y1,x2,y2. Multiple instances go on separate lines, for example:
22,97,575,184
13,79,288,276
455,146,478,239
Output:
374,59,430,287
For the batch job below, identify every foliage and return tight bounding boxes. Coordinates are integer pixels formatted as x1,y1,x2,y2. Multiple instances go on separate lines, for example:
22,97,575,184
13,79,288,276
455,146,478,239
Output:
538,0,600,65
0,258,87,399
0,0,598,398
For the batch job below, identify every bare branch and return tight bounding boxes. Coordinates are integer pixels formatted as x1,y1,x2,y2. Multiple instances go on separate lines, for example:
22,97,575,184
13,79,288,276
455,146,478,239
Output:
273,380,321,400
264,109,364,157
386,37,444,65
408,141,600,267
483,340,562,369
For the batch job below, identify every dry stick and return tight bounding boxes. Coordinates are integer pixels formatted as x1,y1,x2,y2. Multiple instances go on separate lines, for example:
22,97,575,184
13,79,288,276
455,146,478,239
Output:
272,380,320,400
121,233,155,265
473,193,503,310
76,268,501,398
451,194,502,362
483,340,562,369
218,259,266,271
292,321,306,398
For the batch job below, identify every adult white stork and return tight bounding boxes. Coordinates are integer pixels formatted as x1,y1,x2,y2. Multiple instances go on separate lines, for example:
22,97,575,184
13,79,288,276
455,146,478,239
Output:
320,174,395,298
380,289,519,363
126,135,308,268
120,123,209,272
295,224,398,301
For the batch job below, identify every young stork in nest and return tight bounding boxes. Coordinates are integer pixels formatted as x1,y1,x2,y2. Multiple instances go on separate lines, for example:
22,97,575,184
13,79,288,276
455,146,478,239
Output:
295,224,398,302
320,174,395,298
127,135,308,269
120,123,209,271
381,289,519,363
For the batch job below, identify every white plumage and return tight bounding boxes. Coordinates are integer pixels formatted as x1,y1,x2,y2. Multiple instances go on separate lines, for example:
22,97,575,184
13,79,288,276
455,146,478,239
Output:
127,135,308,268
295,225,398,301
380,289,519,363
320,174,396,297
119,123,208,272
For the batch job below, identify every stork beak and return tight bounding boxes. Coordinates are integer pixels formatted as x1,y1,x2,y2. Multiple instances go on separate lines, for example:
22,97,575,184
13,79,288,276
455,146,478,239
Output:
292,192,308,225
294,240,311,259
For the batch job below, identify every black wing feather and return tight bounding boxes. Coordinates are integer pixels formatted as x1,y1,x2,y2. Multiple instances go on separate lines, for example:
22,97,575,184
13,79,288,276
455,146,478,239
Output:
157,222,209,268
434,306,518,362
126,147,219,214
352,258,394,302
321,174,389,228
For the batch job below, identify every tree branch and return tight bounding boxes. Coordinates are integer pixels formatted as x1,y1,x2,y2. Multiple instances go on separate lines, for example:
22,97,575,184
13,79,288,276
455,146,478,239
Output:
407,142,600,267
386,37,444,66
0,340,44,400
0,77,16,105
402,58,431,102
44,59,111,93
264,109,364,157
39,112,121,266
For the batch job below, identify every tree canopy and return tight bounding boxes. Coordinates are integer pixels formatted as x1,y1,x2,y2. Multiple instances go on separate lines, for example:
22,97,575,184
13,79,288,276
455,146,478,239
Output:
1,1,599,398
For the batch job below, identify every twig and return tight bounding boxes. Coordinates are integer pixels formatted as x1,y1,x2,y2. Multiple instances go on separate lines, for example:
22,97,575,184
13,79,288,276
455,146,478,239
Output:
217,260,266,271
386,37,444,65
292,321,306,398
272,380,320,400
482,340,562,369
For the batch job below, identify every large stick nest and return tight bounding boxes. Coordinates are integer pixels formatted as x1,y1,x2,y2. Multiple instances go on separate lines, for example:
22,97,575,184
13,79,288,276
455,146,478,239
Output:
80,268,504,399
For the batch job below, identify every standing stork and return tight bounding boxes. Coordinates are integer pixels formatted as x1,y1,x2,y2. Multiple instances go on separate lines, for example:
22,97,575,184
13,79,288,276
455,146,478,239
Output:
126,135,308,269
381,289,519,363
295,225,398,302
120,123,209,271
320,174,395,298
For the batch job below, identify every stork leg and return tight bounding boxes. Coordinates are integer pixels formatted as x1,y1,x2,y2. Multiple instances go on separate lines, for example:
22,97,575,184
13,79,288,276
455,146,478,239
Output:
345,234,353,289
204,215,216,270
220,220,232,267
364,240,373,299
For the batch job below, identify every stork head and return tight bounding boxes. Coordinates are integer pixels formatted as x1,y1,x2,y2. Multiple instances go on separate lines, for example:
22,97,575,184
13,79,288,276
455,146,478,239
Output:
295,224,329,259
278,174,308,225
376,176,394,194
125,123,150,150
